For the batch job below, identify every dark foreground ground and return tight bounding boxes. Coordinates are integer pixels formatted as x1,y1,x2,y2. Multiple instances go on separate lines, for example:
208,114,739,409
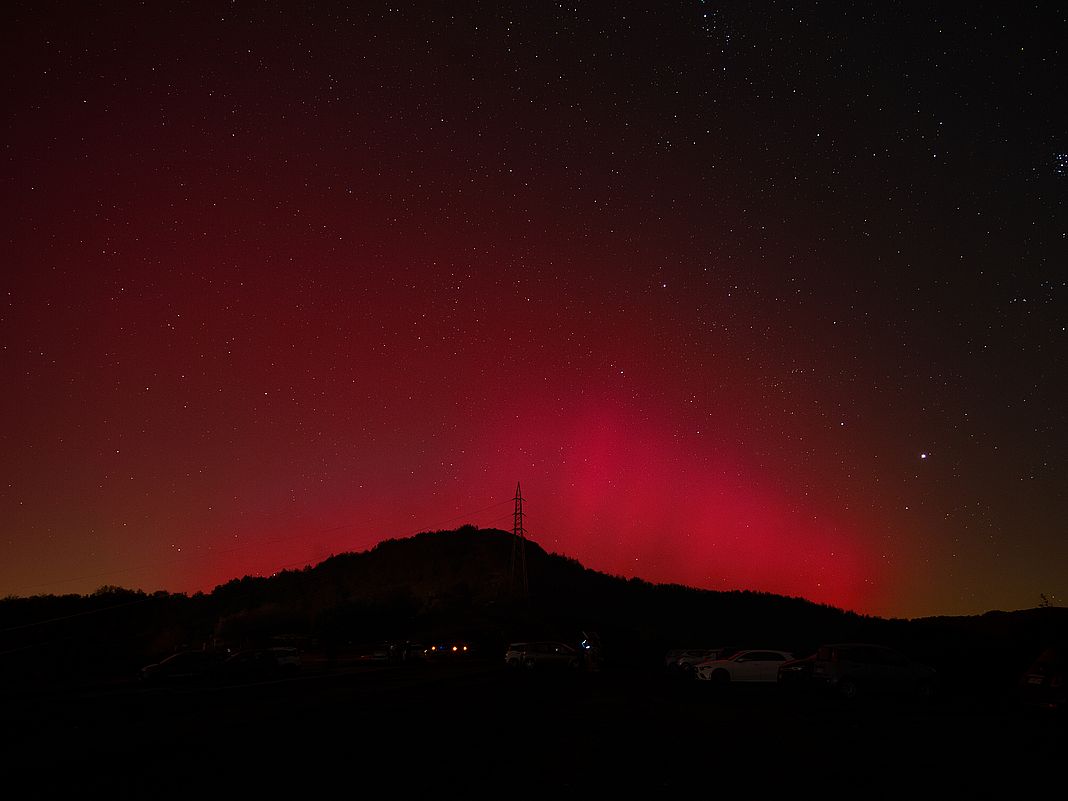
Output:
5,656,1064,796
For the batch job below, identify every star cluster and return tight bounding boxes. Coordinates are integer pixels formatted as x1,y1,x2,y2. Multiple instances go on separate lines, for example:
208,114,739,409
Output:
2,2,1064,617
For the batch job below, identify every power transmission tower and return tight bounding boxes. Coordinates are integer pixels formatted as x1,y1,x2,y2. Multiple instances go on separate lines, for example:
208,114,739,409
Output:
509,482,529,601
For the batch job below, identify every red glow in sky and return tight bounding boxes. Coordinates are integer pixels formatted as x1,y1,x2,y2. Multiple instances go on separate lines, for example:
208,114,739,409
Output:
3,4,1064,618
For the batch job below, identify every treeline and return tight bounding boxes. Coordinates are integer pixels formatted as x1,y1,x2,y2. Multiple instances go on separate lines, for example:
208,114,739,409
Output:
1,527,1064,689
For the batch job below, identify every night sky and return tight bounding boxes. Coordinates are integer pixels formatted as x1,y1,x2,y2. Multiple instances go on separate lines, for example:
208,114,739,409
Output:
3,2,1065,618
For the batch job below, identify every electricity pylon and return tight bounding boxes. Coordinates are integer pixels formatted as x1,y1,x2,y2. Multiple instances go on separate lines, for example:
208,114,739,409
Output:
509,482,529,601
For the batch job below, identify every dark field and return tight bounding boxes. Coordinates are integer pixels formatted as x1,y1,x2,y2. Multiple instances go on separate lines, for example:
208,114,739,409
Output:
6,655,1064,796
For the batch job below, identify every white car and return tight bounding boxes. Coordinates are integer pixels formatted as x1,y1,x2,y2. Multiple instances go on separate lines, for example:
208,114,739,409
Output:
694,649,794,683
670,648,728,677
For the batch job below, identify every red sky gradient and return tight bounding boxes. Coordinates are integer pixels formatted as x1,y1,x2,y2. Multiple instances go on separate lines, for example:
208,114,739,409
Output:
2,4,1064,618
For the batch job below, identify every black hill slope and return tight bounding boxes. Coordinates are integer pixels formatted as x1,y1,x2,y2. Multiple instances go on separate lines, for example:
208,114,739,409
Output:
1,526,1065,689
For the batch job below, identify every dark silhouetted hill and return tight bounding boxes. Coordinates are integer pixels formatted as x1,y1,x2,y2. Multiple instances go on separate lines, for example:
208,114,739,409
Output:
2,526,1065,690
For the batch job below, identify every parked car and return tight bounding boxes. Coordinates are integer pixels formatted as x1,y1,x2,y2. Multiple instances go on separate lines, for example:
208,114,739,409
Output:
390,641,428,663
1017,646,1066,710
806,643,936,700
361,642,395,662
222,647,301,680
358,641,457,662
505,641,581,670
424,641,472,659
694,649,794,683
140,650,224,684
673,648,733,678
776,653,817,689
664,649,690,669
